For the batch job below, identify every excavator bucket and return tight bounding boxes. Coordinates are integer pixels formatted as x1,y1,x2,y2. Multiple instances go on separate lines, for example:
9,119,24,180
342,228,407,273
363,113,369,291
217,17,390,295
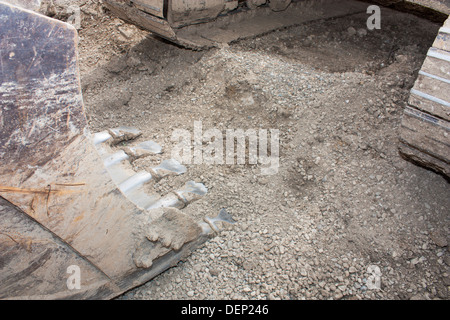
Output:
0,1,234,299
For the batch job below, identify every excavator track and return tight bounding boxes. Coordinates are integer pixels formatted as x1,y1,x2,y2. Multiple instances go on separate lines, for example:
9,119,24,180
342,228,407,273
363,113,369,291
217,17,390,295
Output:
104,1,450,50
105,0,371,50
399,16,450,178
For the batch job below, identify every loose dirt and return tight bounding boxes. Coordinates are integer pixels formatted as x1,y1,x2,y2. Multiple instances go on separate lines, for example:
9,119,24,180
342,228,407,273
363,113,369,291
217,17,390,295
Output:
69,1,449,300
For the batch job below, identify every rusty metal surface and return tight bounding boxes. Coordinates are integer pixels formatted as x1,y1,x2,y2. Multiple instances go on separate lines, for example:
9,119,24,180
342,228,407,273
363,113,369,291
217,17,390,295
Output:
0,2,85,182
0,197,113,299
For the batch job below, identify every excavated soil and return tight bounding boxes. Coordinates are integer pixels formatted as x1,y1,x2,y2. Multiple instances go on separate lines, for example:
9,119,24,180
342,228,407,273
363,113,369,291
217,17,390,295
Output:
68,1,449,300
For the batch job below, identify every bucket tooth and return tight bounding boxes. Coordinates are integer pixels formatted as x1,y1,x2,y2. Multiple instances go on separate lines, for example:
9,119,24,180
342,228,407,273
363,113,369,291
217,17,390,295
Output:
94,128,162,162
92,128,208,220
204,208,237,233
150,159,187,179
93,131,192,210
119,171,153,194
176,181,208,203
146,193,184,210
108,127,142,144
146,181,208,210
124,140,163,160
93,127,142,147
103,150,130,168
93,131,113,145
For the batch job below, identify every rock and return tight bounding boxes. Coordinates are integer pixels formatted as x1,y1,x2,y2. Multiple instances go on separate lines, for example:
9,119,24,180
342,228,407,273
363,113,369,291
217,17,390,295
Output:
395,54,409,64
347,27,356,36
118,25,135,39
444,255,450,266
410,294,425,300
357,28,367,37
338,285,347,292
430,231,447,247
443,275,450,286
107,56,128,74
127,55,141,68
209,268,220,276
243,261,254,270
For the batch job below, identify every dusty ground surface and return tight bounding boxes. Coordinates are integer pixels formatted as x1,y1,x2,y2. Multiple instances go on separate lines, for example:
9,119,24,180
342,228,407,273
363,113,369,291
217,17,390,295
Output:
62,1,449,300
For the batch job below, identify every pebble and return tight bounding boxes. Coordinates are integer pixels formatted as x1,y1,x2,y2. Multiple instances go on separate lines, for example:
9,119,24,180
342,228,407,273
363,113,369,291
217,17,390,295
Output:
430,231,448,247
334,292,343,300
347,27,356,36
209,268,220,276
357,28,368,37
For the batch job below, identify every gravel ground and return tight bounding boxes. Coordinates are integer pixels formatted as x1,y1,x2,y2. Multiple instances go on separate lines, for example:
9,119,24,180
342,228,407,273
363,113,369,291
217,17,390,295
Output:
54,1,450,300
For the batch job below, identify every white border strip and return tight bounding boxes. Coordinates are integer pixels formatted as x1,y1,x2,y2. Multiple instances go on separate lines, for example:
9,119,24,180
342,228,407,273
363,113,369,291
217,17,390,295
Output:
439,27,450,35
428,48,450,62
419,70,450,84
411,89,450,108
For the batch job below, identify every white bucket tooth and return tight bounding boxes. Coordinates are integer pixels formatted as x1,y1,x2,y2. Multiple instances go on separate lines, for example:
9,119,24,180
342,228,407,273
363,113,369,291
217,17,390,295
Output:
103,150,129,168
108,126,142,144
119,171,153,193
145,181,208,210
137,141,162,154
152,159,187,177
93,131,113,145
183,181,208,195
93,127,201,213
145,194,183,210
204,208,236,233
107,163,139,186
176,181,208,203
125,140,163,160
